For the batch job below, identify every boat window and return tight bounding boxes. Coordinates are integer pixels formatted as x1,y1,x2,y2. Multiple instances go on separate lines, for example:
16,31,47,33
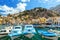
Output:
15,27,21,29
9,30,11,32
0,30,6,32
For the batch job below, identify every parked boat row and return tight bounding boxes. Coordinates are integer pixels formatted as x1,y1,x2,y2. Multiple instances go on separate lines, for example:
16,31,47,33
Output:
8,25,36,40
0,25,60,40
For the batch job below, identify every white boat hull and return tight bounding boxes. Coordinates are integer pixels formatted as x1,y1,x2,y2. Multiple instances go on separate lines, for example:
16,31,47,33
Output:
0,33,8,38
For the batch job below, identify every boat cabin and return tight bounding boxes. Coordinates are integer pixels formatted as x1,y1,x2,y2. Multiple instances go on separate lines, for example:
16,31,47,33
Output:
23,25,36,34
8,26,22,37
0,26,13,34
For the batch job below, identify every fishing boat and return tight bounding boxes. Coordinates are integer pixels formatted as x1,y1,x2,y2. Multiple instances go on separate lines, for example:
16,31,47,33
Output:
23,25,36,38
38,29,58,40
42,32,58,40
0,26,13,38
8,26,22,40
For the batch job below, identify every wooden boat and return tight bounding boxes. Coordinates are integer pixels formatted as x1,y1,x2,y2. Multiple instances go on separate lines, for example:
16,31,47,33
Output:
23,25,36,38
42,31,58,40
8,26,22,40
38,29,58,40
0,26,13,38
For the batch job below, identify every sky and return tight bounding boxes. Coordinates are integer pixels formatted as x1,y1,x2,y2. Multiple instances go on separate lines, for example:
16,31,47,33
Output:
0,0,60,15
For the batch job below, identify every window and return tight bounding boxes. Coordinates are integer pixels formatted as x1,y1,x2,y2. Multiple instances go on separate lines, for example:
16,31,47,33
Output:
15,27,21,29
28,29,31,31
9,30,11,32
0,30,6,32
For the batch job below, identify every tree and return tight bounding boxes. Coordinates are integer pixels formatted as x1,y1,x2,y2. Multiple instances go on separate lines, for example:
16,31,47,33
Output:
7,14,12,17
0,14,1,17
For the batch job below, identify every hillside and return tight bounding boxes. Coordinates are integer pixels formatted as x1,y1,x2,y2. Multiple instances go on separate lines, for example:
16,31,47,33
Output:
0,7,59,25
50,5,60,15
13,7,59,18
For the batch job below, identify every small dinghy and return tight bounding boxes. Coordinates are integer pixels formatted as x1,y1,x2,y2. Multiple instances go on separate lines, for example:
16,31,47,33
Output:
38,30,58,40
8,26,22,40
42,32,58,40
23,25,36,38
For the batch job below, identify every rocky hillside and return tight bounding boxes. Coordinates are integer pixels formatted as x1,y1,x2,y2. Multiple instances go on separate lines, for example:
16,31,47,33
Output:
7,7,59,18
50,5,60,15
0,7,59,25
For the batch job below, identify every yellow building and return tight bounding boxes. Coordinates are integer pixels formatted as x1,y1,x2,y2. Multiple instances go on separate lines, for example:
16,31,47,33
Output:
39,17,46,24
